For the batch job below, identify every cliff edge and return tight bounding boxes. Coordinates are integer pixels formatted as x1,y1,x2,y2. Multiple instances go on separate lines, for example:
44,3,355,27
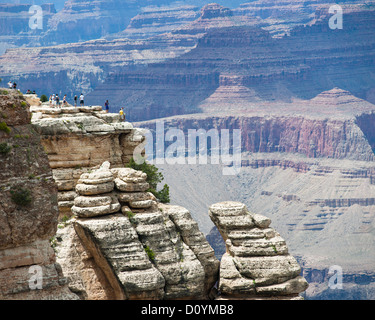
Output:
0,89,78,300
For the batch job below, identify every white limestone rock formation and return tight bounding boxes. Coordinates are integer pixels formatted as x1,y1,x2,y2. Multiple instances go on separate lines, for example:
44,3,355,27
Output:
113,167,156,211
209,201,308,300
56,162,220,300
73,214,166,300
30,102,146,219
71,162,120,218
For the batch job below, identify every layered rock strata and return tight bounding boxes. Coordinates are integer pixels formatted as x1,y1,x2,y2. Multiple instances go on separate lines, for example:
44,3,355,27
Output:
0,89,77,300
88,3,375,121
30,102,146,218
55,162,219,300
0,3,56,53
111,5,201,40
136,89,375,162
209,201,308,299
1,1,374,109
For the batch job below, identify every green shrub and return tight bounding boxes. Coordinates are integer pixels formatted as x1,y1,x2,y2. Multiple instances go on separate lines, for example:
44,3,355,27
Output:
127,158,163,190
144,246,155,261
61,215,71,223
58,215,72,229
0,122,11,134
0,90,8,95
10,187,33,206
20,101,27,108
127,158,170,203
155,184,170,204
14,134,29,139
40,95,48,103
126,211,138,226
0,142,11,154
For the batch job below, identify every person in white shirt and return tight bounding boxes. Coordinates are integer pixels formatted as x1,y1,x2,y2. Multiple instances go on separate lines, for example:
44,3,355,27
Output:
80,94,84,106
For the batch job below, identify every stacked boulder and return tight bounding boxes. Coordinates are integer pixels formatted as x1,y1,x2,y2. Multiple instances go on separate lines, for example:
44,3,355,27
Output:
112,168,156,213
71,162,120,218
209,201,308,300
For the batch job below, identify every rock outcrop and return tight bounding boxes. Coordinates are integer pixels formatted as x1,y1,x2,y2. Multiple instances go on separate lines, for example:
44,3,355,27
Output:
209,201,308,299
0,89,77,300
55,162,219,300
30,101,146,218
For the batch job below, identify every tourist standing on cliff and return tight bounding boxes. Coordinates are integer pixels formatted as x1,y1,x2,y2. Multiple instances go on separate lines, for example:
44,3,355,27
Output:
80,93,84,106
74,95,78,107
119,107,125,121
7,81,12,89
63,95,67,106
105,100,109,113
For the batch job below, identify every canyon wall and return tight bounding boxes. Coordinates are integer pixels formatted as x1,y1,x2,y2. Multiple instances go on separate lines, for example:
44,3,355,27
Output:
154,154,375,300
0,3,56,53
2,1,374,110
135,107,375,162
0,89,77,300
86,3,375,121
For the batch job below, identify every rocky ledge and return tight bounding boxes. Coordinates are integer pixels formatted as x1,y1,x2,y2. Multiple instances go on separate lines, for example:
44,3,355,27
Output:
29,99,146,218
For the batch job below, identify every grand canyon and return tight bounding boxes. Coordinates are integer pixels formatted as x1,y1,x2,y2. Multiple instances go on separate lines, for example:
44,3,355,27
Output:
0,0,374,302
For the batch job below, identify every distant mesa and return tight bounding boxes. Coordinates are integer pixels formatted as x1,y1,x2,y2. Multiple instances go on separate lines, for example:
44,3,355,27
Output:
310,87,367,106
200,3,233,19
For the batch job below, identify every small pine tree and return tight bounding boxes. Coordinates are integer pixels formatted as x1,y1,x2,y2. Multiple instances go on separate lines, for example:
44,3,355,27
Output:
155,184,170,204
40,94,48,103
127,158,170,203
